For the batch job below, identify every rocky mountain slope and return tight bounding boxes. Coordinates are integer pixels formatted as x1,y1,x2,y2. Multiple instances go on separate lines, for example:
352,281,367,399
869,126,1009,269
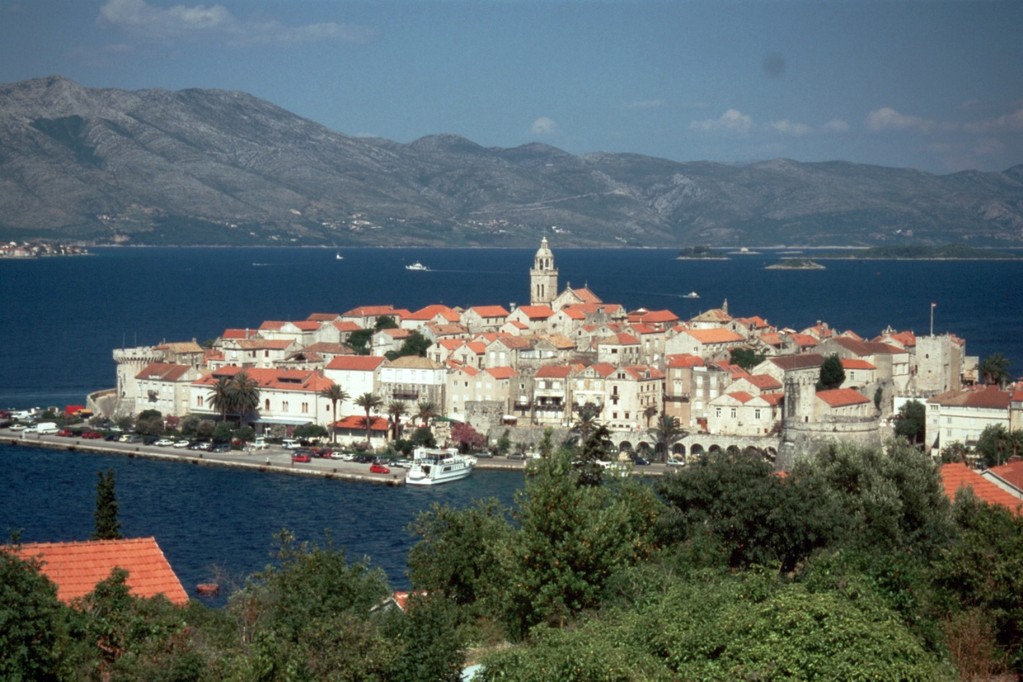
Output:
2,75,1021,247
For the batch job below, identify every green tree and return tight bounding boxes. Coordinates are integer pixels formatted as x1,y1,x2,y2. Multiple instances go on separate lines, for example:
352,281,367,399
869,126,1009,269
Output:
647,414,687,462
496,429,511,456
293,423,328,441
408,499,512,609
92,469,123,541
975,424,1022,468
980,352,1012,386
387,400,408,441
231,370,260,425
0,547,68,681
320,383,349,444
494,449,660,639
396,331,431,358
817,353,846,390
416,400,438,427
347,328,373,355
135,409,164,436
570,402,602,446
355,392,383,445
894,399,926,446
207,375,234,423
730,347,766,372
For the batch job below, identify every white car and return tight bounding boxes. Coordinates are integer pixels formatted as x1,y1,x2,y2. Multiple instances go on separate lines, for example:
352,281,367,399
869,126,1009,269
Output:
154,438,175,447
173,439,190,448
251,438,268,450
666,458,686,467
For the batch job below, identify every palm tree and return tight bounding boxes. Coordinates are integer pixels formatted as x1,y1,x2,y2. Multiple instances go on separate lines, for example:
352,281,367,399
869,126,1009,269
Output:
387,400,408,441
416,400,438,428
570,402,602,445
355,392,383,445
320,383,349,444
207,375,234,423
648,414,687,463
231,371,261,427
643,404,659,428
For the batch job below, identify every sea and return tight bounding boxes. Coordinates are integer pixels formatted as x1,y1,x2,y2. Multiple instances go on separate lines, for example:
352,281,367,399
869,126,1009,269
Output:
1,246,1022,600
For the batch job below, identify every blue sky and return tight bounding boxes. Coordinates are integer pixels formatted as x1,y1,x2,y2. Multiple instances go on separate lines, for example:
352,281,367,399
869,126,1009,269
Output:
2,0,1021,174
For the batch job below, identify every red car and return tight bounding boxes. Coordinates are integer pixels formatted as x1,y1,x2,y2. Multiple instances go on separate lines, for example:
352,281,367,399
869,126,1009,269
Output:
81,431,104,439
369,463,390,474
291,452,311,463
56,429,75,437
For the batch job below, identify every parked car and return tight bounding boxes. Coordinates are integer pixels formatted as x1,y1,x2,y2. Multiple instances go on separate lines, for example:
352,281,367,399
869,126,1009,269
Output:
251,438,268,450
173,440,190,448
369,463,390,474
56,429,75,437
154,438,176,447
291,452,311,463
282,439,300,449
666,457,685,467
119,433,143,444
189,441,211,451
632,456,650,466
506,452,526,460
81,430,104,439
211,443,231,453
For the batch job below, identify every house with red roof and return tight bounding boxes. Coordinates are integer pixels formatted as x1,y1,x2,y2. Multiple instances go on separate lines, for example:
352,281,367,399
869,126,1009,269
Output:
707,390,784,436
816,388,873,417
191,366,336,430
371,327,413,357
926,385,1014,452
323,355,387,417
134,362,203,418
665,327,745,360
340,305,407,329
940,463,1023,515
460,305,510,333
506,304,555,333
569,362,617,419
603,365,665,432
379,356,446,409
332,415,389,447
840,358,878,389
820,336,911,392
688,302,733,329
663,354,735,431
596,332,642,367
400,304,462,331
8,537,189,605
216,337,297,369
627,308,680,331
532,364,576,426
552,284,604,311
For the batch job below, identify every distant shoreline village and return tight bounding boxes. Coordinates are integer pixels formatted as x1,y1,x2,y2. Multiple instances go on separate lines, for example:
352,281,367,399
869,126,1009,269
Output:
70,237,1017,470
0,240,89,258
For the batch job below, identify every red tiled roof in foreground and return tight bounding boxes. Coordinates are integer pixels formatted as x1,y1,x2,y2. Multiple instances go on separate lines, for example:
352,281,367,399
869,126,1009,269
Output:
9,537,189,605
940,463,1023,516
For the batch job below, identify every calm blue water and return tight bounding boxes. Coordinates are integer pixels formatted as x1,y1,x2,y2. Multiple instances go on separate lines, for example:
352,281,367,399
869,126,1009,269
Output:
1,247,1021,597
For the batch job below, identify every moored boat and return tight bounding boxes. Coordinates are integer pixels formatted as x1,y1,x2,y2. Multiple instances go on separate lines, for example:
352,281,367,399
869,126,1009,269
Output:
405,447,475,485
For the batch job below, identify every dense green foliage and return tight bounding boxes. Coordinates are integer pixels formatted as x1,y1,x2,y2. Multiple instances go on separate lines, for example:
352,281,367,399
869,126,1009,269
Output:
895,399,927,445
729,347,766,371
92,470,122,541
7,438,1023,679
817,353,846,390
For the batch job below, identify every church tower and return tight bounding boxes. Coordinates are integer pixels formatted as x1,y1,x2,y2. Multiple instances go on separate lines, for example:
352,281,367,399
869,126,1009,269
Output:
530,236,558,306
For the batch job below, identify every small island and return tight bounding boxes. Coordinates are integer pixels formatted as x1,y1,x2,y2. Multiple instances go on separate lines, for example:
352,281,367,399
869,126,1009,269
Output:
817,244,1023,260
765,258,825,270
676,245,730,260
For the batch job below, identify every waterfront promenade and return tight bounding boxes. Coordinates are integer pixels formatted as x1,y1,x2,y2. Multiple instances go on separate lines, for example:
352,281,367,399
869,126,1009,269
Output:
0,429,670,481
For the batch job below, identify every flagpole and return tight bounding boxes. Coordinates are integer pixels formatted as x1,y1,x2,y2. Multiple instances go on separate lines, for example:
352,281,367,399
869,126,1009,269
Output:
930,302,936,336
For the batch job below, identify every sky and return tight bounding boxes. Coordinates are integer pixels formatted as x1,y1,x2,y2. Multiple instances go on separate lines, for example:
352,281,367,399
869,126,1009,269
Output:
1,0,1021,174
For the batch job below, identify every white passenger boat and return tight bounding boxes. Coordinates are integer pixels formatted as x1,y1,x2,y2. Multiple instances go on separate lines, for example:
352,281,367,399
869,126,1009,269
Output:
405,261,430,271
684,291,700,299
405,447,475,486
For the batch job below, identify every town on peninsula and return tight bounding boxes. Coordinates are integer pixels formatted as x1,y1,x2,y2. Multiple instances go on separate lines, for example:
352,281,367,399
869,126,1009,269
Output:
53,237,1014,471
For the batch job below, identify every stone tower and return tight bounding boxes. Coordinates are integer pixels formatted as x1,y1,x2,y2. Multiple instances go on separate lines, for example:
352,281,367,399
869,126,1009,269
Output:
530,236,558,306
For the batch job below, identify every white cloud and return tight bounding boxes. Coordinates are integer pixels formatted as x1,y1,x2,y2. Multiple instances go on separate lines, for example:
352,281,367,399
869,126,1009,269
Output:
691,110,846,137
767,119,812,137
690,109,753,134
964,108,1023,134
530,117,558,136
866,107,956,134
98,0,372,46
821,118,850,133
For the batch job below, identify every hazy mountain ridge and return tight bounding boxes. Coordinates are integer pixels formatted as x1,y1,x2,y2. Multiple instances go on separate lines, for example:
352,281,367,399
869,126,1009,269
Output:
2,75,1021,247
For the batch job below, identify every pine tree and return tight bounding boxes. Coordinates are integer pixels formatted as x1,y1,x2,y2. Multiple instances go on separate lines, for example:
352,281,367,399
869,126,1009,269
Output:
92,469,123,540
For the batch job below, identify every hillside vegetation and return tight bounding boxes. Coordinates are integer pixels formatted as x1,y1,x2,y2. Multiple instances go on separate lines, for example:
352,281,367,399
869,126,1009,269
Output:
5,440,1023,680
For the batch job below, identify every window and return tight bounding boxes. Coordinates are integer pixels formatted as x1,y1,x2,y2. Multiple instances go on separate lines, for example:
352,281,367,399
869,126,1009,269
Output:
301,402,309,414
715,408,721,418
196,395,204,407
730,408,737,419
265,399,270,410
282,401,290,411
755,409,761,419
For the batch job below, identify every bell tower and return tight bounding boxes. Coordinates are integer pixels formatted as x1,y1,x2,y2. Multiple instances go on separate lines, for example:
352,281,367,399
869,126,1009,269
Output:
530,237,558,306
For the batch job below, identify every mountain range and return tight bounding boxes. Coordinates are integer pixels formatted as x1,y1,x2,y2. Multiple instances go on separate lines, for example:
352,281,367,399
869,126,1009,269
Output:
2,75,1022,248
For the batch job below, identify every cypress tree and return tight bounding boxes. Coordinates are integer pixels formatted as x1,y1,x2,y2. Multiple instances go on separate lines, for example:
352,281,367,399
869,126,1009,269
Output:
92,469,123,540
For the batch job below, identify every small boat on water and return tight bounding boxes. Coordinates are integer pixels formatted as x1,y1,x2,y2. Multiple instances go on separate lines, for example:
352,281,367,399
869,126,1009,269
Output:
405,261,430,271
335,251,344,260
405,447,475,486
684,291,700,299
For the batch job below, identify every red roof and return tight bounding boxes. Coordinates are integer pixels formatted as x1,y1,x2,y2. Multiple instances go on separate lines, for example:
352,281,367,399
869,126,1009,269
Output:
326,356,386,371
817,388,870,407
486,366,517,380
989,460,1023,491
536,364,573,379
666,354,705,368
136,362,193,382
940,463,1023,515
929,385,1012,410
333,415,389,431
514,305,554,320
841,358,877,370
9,537,189,605
683,328,744,344
468,305,510,318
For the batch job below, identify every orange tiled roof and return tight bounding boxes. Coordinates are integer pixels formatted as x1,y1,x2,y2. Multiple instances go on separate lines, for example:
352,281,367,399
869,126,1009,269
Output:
817,388,870,407
940,463,1023,515
747,374,783,390
9,537,189,605
136,362,193,382
221,328,260,340
342,305,401,317
536,364,574,379
989,460,1023,491
333,415,389,431
468,305,510,318
929,385,1012,410
666,354,705,368
486,366,517,380
406,304,460,322
326,356,386,371
306,312,341,321
841,358,877,370
196,366,333,392
515,305,555,320
769,353,825,371
683,328,744,344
